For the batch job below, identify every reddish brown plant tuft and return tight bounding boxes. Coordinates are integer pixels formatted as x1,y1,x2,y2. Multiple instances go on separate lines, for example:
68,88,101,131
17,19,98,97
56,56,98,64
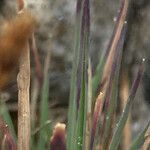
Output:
50,123,66,150
0,10,36,89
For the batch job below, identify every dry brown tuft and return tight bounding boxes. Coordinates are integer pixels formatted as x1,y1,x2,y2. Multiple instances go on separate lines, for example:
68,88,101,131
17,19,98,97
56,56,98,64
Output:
0,10,36,89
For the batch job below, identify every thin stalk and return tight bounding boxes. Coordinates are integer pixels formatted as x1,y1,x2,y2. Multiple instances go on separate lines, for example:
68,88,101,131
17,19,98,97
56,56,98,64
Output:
17,43,30,150
17,0,31,149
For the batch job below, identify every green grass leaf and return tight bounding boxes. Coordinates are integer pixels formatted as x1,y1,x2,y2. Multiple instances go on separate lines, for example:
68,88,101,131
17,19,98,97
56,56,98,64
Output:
37,50,51,150
67,0,83,149
109,62,144,150
67,0,90,149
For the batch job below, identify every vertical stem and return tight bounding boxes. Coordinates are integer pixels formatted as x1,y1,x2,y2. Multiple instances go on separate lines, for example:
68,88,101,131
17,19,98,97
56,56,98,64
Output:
17,0,31,149
17,43,30,150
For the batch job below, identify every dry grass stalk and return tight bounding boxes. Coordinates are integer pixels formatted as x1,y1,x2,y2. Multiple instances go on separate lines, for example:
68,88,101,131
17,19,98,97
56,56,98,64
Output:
120,70,131,150
17,0,36,149
102,0,129,91
94,0,129,125
17,43,30,150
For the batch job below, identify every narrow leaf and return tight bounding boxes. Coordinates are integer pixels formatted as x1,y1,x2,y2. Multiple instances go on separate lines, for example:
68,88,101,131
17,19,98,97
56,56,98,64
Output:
90,0,128,148
38,49,51,150
92,0,129,97
102,25,126,149
75,0,90,149
67,0,83,149
130,120,150,150
109,60,144,150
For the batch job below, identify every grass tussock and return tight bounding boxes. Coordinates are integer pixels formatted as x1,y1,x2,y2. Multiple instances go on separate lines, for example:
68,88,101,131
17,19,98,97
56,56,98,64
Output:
0,0,149,150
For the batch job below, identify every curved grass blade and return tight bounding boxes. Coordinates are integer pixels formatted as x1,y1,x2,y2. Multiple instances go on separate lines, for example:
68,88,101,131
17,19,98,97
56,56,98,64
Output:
92,0,129,97
102,25,127,150
90,0,129,148
109,60,144,150
130,120,150,150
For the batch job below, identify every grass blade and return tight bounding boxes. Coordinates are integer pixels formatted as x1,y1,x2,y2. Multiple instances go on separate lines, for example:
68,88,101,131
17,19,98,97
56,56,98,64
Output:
90,0,129,148
109,60,144,150
38,49,51,150
67,0,83,149
75,0,90,149
85,59,92,149
102,25,126,149
90,92,104,150
92,0,129,97
130,120,150,150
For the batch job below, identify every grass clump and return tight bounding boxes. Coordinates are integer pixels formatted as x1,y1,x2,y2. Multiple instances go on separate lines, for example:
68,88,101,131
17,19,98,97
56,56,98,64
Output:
0,0,149,150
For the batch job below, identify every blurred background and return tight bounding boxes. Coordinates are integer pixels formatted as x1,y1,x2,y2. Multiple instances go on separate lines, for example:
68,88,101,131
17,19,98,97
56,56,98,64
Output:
0,0,149,142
